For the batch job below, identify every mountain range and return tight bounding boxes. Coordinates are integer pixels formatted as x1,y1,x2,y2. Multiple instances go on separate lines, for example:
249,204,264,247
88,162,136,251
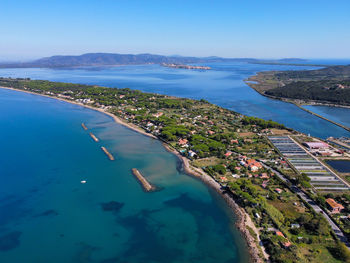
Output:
0,53,307,68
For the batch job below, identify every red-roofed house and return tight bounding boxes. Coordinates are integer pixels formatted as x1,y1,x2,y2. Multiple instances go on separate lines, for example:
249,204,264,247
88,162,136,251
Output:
326,198,344,214
224,151,232,157
178,138,188,146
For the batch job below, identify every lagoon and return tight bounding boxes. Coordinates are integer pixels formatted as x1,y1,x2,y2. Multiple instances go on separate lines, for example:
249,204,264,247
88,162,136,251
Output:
0,62,350,139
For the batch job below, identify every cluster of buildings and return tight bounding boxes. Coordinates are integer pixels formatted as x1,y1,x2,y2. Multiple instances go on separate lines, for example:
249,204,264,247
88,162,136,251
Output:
303,141,344,157
268,136,349,191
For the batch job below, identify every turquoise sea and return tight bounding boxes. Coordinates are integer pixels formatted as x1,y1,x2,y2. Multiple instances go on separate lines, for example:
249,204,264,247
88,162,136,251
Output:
0,89,248,262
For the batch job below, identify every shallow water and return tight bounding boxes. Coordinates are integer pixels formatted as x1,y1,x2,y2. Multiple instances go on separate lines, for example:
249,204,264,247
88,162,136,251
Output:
0,89,248,262
0,62,349,138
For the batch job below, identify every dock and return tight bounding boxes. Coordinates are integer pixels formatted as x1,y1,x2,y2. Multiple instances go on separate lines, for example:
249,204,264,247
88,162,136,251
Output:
89,132,99,142
101,146,114,160
81,123,88,130
131,168,155,192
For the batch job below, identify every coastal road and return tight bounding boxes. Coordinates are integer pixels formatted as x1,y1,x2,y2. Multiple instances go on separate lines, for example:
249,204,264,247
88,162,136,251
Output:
260,161,350,248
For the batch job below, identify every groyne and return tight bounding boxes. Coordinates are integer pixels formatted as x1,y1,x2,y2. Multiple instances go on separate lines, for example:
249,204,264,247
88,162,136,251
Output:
131,168,155,192
89,132,99,142
101,146,114,160
81,123,88,130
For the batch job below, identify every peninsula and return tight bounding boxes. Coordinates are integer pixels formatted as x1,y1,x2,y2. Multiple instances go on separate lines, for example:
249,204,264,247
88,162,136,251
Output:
161,63,211,70
246,64,350,106
1,77,350,263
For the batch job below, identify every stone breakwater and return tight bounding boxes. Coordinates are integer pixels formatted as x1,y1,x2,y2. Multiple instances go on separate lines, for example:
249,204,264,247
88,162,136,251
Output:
89,132,99,142
131,168,155,192
101,146,114,161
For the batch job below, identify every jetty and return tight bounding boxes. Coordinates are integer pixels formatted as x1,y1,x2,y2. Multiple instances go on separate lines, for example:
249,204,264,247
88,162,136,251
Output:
89,132,99,142
81,123,88,130
101,146,114,160
131,168,155,192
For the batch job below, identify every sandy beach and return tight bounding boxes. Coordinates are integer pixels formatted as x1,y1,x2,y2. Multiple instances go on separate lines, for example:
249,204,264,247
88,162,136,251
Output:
0,86,264,263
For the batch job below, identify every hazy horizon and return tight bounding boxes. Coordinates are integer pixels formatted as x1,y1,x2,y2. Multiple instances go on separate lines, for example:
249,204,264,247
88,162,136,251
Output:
1,0,350,60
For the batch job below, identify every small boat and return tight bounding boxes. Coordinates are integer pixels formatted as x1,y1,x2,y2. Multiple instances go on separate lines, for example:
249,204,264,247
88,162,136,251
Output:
80,180,87,184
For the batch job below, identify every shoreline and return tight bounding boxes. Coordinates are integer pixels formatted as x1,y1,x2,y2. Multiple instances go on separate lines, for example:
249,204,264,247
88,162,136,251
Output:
162,143,265,263
244,81,350,132
1,86,264,263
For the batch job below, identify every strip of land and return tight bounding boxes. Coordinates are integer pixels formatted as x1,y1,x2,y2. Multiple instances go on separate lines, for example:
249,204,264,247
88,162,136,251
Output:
1,78,350,263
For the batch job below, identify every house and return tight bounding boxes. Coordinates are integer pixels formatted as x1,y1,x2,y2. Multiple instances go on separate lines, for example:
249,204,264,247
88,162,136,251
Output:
220,176,228,182
246,159,263,172
276,231,291,248
275,188,283,194
152,112,164,118
291,223,300,229
208,130,215,135
262,180,269,188
260,173,269,179
188,150,196,158
224,151,232,157
178,138,188,146
326,198,344,214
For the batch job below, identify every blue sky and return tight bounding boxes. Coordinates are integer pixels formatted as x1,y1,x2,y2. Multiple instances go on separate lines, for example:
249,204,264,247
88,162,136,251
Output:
1,0,350,60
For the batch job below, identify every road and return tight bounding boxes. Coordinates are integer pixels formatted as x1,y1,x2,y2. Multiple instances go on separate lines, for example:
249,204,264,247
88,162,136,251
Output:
260,161,350,247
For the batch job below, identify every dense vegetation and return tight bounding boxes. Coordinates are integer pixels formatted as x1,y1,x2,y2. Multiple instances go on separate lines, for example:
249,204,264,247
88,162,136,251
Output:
247,64,350,105
266,79,350,105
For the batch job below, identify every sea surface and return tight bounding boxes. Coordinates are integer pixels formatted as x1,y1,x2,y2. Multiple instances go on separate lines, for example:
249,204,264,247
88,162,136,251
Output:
0,61,349,138
0,89,248,262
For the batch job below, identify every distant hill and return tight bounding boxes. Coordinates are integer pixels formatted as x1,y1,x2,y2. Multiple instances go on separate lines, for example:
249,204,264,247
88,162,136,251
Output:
247,64,350,106
0,52,306,68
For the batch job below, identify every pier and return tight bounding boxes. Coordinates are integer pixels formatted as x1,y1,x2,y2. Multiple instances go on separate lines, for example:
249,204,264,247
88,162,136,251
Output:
81,123,88,130
89,132,99,142
131,168,155,192
101,146,114,160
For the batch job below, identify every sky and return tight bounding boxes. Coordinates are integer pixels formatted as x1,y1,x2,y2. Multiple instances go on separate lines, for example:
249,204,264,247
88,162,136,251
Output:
1,0,350,61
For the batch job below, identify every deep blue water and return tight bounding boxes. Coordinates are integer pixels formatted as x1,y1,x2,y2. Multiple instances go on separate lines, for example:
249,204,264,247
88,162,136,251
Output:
0,62,349,139
325,160,350,173
0,89,248,262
